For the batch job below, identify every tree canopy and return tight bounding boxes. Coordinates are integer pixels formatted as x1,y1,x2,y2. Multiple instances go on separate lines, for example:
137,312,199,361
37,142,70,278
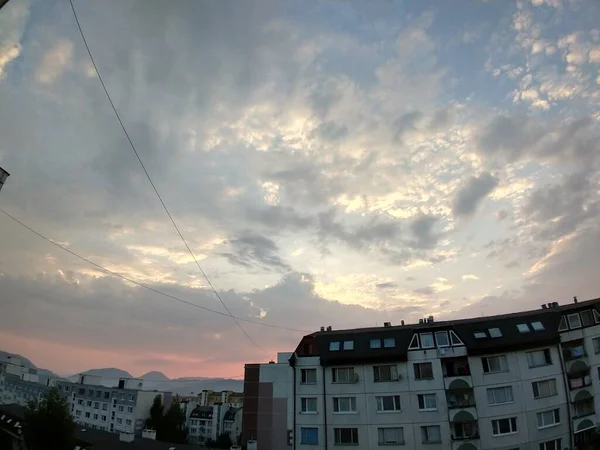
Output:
145,395,187,444
24,387,76,450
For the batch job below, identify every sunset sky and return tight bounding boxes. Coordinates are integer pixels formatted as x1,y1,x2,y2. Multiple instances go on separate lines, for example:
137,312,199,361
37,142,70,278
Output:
0,0,599,378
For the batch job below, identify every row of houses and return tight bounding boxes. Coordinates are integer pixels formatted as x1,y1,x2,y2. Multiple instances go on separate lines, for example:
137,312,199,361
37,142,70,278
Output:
241,296,600,450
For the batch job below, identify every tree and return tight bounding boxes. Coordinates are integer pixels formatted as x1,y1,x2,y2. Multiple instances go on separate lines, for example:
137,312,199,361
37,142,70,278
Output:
214,432,233,449
24,387,76,450
145,395,164,430
145,396,187,444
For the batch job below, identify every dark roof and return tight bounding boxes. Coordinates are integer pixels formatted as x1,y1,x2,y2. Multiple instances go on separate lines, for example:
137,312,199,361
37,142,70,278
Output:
189,406,213,419
223,407,239,422
74,427,199,450
0,404,26,438
292,297,600,363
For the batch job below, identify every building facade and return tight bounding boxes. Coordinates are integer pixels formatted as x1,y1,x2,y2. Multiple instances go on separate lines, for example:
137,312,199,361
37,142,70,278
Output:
56,374,172,436
242,297,600,450
0,357,53,406
185,401,242,445
198,389,244,408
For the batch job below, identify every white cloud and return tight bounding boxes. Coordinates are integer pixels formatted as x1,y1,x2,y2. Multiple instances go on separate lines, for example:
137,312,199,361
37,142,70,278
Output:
462,274,480,281
0,0,29,79
35,39,73,85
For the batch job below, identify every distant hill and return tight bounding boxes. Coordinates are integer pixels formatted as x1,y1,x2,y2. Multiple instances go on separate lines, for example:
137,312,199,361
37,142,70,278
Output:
141,371,170,382
79,368,133,379
0,350,36,369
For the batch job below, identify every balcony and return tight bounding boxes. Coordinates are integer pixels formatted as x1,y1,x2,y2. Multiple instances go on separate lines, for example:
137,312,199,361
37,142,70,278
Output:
568,361,591,393
572,390,595,420
443,358,472,390
451,417,479,442
563,344,587,361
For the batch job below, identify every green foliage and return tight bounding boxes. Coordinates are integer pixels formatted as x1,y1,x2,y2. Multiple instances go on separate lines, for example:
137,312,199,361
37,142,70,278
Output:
206,433,233,449
24,387,76,450
145,395,187,444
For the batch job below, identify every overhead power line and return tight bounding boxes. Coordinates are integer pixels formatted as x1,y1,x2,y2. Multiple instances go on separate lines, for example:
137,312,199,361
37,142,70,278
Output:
0,207,311,335
68,0,264,353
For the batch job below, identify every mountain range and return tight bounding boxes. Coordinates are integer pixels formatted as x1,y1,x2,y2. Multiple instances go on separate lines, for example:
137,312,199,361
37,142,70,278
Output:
1,351,243,395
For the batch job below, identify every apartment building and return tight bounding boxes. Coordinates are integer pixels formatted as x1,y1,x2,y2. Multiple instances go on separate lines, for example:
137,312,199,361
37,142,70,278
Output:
242,297,600,450
56,374,172,436
198,389,244,408
185,400,242,445
0,357,53,406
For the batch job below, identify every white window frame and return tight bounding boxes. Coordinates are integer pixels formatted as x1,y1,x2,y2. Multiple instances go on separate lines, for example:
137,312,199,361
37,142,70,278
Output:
474,331,487,339
532,379,557,398
558,316,569,331
421,425,441,444
332,367,355,384
376,395,401,412
568,313,582,329
581,310,594,327
539,439,561,450
449,330,464,345
414,362,434,380
487,386,514,405
420,332,435,348
333,397,356,414
435,331,449,347
334,428,358,445
300,397,317,414
329,341,340,351
492,417,518,436
417,393,437,411
301,368,317,384
408,334,419,349
482,355,509,373
536,409,560,429
378,427,404,445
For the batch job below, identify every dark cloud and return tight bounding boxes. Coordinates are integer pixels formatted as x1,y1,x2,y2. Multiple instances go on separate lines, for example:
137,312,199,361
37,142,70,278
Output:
413,286,434,296
376,282,398,290
311,121,349,142
452,172,499,217
220,231,291,272
409,215,439,249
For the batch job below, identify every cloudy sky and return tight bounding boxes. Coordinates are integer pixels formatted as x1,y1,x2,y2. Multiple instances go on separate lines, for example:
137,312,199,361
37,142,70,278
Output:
0,0,599,378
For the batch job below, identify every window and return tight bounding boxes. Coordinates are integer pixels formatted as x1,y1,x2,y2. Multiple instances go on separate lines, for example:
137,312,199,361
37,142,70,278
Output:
373,365,398,382
102,403,108,411
527,349,552,367
94,402,99,409
86,400,92,407
376,395,401,412
343,340,354,350
568,313,582,329
76,410,81,417
301,427,318,445
532,379,557,398
333,397,356,413
449,330,463,345
474,331,487,339
408,334,419,349
420,333,434,348
127,407,133,414
334,428,358,445
300,397,317,413
414,362,433,380
531,321,545,331
65,386,70,392
489,328,502,338
332,367,355,383
421,425,441,444
101,415,107,422
378,427,404,445
482,355,508,373
594,309,600,323
417,393,437,411
487,386,513,405
384,338,396,348
104,392,110,399
119,394,124,400
88,389,94,396
370,339,382,349
93,413,98,420
78,399,83,405
95,390,101,397
78,388,85,395
125,419,132,425
329,341,340,351
435,331,449,347
539,439,561,450
85,412,90,418
117,418,122,424
301,368,317,384
558,316,568,331
128,395,134,401
118,406,124,412
537,409,560,428
492,417,517,435
594,338,600,354
517,323,530,333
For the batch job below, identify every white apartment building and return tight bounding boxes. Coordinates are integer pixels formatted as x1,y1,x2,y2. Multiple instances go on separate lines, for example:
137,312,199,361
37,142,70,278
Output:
185,400,242,445
56,374,172,436
0,357,53,406
243,297,600,450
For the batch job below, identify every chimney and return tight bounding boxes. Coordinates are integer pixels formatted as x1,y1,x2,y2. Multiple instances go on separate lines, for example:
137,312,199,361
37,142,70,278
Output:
574,296,578,303
427,316,434,323
418,319,424,324
383,322,391,328
552,302,559,307
541,304,547,309
547,303,552,309
401,320,405,326
326,326,332,331
320,326,325,332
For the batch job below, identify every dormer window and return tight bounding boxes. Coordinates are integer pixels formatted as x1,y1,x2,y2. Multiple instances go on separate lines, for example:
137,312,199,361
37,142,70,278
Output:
488,328,502,338
435,331,449,347
517,324,530,333
329,341,340,351
408,334,419,349
420,333,434,348
568,313,582,329
580,310,593,327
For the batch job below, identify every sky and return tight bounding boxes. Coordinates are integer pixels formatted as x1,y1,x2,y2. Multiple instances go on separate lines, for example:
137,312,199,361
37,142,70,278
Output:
0,0,599,379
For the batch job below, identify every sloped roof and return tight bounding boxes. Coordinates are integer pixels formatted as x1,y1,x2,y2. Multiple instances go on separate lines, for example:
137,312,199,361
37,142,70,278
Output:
189,406,213,419
223,407,240,421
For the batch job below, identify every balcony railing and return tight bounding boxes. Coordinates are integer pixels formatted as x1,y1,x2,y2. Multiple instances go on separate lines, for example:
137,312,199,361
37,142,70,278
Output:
447,399,476,409
451,433,480,441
